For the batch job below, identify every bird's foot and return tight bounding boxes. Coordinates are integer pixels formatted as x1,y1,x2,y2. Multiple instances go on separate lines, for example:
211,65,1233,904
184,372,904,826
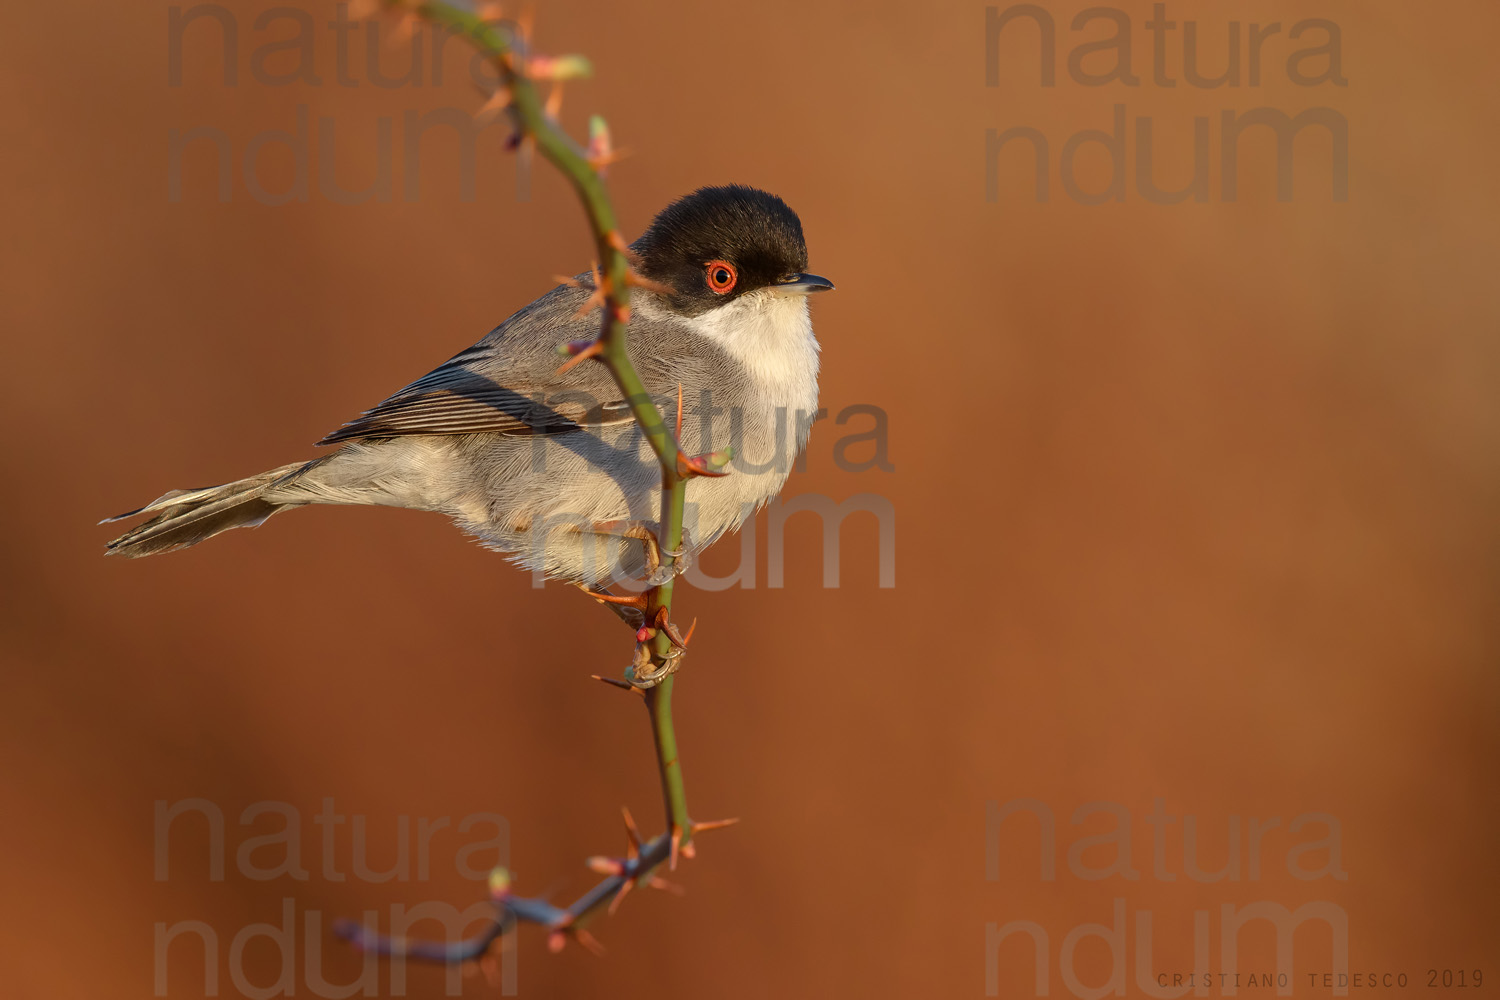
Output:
625,642,684,688
646,526,693,585
590,519,692,587
624,607,696,688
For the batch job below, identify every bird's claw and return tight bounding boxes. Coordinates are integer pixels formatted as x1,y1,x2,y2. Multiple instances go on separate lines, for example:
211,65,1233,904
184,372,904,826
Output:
624,607,695,687
625,641,682,688
590,519,692,587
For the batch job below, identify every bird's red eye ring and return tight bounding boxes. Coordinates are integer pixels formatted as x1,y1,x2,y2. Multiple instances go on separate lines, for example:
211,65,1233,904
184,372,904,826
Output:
704,261,737,294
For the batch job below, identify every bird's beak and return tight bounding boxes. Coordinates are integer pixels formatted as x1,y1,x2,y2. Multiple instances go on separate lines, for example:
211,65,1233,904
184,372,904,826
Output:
772,272,835,296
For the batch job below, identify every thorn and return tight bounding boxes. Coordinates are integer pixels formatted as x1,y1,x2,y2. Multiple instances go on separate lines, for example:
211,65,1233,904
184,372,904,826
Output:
512,1,535,49
569,262,607,319
545,81,564,119
607,876,636,915
586,856,625,876
588,148,630,172
669,824,683,871
573,928,606,957
579,587,648,610
625,268,674,296
590,674,643,696
681,617,698,646
675,382,684,438
621,807,643,856
651,607,692,650
570,287,607,321
647,876,686,895
682,840,696,860
555,339,603,375
475,85,512,122
692,816,742,834
606,230,642,264
547,930,566,953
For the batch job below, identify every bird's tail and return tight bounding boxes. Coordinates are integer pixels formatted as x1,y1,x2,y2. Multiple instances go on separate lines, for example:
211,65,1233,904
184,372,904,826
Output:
102,459,327,558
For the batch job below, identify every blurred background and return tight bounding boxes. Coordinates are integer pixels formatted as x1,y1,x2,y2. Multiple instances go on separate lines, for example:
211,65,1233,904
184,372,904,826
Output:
2,0,1497,996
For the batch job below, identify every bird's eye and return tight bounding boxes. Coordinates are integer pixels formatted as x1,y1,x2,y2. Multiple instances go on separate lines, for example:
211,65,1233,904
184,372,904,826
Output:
704,261,737,294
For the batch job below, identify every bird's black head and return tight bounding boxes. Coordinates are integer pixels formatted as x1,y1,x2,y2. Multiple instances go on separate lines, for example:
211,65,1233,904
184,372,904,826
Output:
633,185,833,316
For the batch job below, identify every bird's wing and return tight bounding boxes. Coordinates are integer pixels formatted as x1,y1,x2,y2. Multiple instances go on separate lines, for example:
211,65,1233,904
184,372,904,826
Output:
317,283,718,446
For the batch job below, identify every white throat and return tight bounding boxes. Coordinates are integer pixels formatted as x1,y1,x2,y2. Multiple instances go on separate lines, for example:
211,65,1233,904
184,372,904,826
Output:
681,289,821,399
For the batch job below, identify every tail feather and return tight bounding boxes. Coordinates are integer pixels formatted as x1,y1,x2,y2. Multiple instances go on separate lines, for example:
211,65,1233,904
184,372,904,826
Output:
104,461,318,558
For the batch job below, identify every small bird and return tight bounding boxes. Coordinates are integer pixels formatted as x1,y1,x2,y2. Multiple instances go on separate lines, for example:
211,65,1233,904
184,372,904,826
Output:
103,185,833,590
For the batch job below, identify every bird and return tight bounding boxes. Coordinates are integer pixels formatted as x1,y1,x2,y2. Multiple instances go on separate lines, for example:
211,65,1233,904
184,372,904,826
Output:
102,185,834,592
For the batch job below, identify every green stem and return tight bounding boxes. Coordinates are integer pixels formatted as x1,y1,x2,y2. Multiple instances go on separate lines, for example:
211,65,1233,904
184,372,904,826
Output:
365,0,705,941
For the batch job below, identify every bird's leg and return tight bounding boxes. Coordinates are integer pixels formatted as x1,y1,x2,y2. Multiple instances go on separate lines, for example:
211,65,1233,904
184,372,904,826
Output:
635,525,693,588
584,521,696,686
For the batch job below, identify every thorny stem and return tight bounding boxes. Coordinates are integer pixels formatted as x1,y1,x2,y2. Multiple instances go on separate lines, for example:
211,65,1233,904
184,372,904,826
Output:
334,0,723,960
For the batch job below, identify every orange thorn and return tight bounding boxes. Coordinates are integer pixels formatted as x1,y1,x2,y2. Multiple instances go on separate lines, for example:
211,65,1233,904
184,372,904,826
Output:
681,617,698,646
580,587,647,610
475,86,512,122
621,806,643,856
692,816,742,834
587,148,630,173
573,928,606,957
608,877,635,915
590,674,643,696
606,230,642,264
515,3,534,47
675,382,684,438
625,268,675,297
570,288,607,321
647,876,686,895
545,81,565,118
546,930,566,953
555,339,602,375
586,855,624,875
651,607,692,650
681,840,697,860
569,261,608,319
669,825,683,871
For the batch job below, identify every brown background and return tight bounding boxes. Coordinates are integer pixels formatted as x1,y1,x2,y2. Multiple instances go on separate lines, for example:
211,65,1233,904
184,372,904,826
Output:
2,1,1497,997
